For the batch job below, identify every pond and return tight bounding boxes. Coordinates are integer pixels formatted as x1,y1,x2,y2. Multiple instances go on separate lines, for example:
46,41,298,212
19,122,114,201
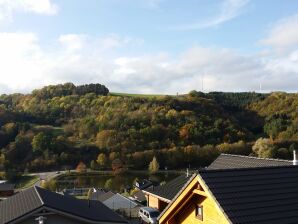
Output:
55,171,181,192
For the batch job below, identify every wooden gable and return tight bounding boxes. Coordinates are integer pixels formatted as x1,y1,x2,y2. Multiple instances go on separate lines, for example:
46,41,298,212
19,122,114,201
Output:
158,175,230,224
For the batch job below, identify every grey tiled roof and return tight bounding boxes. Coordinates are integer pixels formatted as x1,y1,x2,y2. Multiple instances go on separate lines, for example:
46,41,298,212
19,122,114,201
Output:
92,191,115,202
199,166,298,224
0,187,41,224
0,184,14,191
208,153,292,170
103,193,138,210
0,186,128,224
144,174,192,201
132,190,146,202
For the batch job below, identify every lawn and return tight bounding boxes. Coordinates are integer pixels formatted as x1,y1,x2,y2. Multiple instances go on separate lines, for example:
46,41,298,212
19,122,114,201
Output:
75,195,89,200
109,92,176,98
32,125,64,136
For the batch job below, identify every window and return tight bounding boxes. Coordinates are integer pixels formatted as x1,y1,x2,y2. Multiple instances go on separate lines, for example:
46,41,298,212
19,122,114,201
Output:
196,205,203,220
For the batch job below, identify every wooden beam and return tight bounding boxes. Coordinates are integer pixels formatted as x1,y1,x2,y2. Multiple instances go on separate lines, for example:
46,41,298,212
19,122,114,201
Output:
159,175,198,224
167,192,194,223
193,189,207,197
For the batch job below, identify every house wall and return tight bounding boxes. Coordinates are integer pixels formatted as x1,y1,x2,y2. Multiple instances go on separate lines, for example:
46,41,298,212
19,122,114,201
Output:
147,195,169,211
146,195,169,212
159,176,230,224
173,196,229,224
148,195,160,210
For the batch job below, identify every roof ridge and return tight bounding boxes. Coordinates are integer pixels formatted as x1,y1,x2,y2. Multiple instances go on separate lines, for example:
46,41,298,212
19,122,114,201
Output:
34,186,44,205
221,153,292,163
199,164,296,173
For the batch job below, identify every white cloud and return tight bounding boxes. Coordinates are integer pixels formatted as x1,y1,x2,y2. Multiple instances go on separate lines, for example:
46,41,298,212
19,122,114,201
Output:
0,0,58,22
173,0,250,30
260,14,298,53
0,32,43,91
0,32,297,95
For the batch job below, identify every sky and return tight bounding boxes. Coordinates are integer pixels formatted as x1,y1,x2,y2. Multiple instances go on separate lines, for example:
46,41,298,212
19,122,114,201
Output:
0,0,298,94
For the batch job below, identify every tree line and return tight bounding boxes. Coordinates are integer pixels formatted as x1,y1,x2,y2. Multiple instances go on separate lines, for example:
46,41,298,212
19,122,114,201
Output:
0,84,297,181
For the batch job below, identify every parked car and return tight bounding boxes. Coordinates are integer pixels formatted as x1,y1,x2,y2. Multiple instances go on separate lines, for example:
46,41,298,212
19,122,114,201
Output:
138,207,159,224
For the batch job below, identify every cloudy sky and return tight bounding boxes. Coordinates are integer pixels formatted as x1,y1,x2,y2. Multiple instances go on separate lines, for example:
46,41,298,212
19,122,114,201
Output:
0,0,298,94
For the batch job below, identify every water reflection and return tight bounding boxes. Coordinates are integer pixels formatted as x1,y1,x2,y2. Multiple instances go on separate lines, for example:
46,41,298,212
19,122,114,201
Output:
57,172,178,192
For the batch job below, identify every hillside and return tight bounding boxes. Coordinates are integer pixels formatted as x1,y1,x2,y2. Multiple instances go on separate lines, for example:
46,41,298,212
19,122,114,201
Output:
0,83,297,180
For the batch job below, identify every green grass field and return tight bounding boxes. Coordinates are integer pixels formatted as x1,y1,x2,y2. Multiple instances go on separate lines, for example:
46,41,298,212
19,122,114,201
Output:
110,92,177,98
32,125,64,135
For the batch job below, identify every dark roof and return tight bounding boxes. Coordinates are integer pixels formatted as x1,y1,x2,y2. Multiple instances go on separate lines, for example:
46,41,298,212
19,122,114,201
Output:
199,166,298,224
0,184,14,191
90,189,107,200
92,191,115,202
132,190,146,202
208,153,292,170
103,194,138,210
135,179,153,190
0,186,127,224
144,174,192,201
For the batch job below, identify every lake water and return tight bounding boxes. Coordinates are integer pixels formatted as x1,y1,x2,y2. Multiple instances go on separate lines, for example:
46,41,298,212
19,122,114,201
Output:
56,171,180,192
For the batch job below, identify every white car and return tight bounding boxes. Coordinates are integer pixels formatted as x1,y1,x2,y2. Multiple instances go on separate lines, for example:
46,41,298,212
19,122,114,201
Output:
139,207,160,224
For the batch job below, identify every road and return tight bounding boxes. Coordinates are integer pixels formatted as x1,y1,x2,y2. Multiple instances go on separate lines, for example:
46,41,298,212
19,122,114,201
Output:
29,171,64,187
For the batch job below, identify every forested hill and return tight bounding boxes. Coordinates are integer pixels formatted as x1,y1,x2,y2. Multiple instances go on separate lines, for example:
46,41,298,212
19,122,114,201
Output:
0,83,297,180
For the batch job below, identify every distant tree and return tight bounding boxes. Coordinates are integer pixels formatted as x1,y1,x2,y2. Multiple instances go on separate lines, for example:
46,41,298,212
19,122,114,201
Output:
96,130,118,149
290,143,298,153
111,159,126,175
40,179,57,191
90,160,97,170
75,83,109,96
104,178,113,189
275,148,291,159
4,169,19,182
0,153,5,171
252,138,274,158
87,188,93,199
188,90,205,98
264,118,286,140
216,141,251,155
109,152,120,161
10,135,32,162
148,156,159,174
32,132,52,152
96,153,107,168
76,161,87,173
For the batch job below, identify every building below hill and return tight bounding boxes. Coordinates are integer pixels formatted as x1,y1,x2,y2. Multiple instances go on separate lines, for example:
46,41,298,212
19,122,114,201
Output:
207,153,292,170
0,186,128,224
143,152,295,214
143,174,192,212
158,165,298,224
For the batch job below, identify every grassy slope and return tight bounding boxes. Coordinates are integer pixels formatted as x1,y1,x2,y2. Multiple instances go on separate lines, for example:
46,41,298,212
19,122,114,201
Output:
110,92,177,98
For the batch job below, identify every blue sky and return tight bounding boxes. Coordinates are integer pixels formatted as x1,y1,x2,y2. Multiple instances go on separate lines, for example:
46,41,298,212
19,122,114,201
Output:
0,0,298,94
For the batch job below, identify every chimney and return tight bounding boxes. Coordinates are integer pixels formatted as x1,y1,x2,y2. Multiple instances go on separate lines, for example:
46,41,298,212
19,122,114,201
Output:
293,150,297,166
